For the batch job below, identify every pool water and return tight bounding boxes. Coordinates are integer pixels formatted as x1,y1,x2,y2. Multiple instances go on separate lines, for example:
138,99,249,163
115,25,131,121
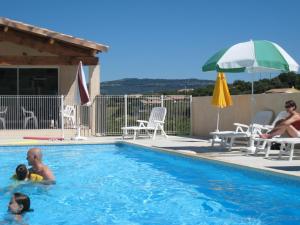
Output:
0,143,300,225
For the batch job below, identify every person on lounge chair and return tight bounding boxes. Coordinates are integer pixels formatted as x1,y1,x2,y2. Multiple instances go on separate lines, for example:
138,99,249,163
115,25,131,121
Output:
260,100,300,139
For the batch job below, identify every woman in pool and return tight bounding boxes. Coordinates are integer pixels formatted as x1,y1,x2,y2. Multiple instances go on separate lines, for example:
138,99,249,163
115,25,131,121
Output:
260,100,300,139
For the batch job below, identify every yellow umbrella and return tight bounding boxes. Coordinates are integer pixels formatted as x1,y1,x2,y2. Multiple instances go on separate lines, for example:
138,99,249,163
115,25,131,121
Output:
211,72,232,131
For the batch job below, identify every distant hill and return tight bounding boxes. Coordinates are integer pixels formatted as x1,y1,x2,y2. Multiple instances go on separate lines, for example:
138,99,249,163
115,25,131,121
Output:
100,78,215,95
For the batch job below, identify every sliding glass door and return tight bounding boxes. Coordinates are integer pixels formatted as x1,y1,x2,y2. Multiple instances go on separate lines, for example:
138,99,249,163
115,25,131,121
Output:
0,68,18,95
0,68,58,95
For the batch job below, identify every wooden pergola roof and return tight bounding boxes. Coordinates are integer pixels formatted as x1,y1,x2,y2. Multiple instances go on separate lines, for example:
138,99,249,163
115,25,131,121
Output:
0,17,109,65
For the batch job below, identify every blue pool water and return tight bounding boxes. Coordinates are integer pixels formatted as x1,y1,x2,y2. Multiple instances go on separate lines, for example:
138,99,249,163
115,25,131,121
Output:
0,143,300,225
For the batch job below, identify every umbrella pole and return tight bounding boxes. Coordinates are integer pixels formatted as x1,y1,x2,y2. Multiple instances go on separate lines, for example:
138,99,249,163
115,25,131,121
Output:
216,107,220,132
72,105,87,141
241,75,256,153
212,107,222,144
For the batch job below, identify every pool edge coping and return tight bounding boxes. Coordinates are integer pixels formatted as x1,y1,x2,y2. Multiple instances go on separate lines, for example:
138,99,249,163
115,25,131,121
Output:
0,139,300,180
121,141,300,181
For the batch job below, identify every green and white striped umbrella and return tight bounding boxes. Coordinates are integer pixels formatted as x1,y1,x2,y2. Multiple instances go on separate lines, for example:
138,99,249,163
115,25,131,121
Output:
202,40,299,73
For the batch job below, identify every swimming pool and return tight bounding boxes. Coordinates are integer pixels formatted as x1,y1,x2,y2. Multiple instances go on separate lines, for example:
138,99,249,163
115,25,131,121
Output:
0,143,299,225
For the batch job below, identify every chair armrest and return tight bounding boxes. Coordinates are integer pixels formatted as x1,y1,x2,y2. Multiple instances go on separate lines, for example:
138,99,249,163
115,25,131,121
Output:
261,125,274,130
251,123,265,129
25,111,35,117
154,120,165,124
233,123,250,132
137,120,149,124
252,124,273,132
233,123,249,128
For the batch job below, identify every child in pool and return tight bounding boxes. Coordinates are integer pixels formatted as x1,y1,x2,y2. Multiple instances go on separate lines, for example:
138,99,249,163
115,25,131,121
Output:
7,192,32,223
13,164,43,182
8,193,31,214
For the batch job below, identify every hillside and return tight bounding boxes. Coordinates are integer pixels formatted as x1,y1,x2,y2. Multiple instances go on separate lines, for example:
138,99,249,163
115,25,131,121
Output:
100,78,215,95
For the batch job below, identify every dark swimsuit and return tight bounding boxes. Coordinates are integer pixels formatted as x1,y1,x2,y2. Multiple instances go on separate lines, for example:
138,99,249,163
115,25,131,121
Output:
291,120,300,130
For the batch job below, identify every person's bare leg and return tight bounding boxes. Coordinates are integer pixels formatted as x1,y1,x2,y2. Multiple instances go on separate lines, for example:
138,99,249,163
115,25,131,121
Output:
260,125,288,139
286,125,300,137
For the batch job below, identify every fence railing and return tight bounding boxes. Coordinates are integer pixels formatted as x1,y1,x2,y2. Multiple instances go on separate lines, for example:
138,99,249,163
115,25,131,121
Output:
0,95,191,137
95,95,191,136
0,96,62,130
0,96,91,138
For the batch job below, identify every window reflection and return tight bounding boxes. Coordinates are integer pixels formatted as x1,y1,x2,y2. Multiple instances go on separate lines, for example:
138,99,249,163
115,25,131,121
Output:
0,68,58,95
19,68,58,95
0,68,17,95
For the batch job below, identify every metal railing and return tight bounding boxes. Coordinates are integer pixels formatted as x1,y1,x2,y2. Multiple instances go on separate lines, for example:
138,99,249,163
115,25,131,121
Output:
0,95,91,138
0,95,191,137
0,95,62,130
95,95,191,136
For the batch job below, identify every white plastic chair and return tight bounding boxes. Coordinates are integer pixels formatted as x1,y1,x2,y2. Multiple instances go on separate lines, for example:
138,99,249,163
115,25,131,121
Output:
0,106,7,129
210,110,274,150
255,111,290,155
22,107,38,129
254,111,289,134
121,107,168,140
255,137,300,161
63,105,76,128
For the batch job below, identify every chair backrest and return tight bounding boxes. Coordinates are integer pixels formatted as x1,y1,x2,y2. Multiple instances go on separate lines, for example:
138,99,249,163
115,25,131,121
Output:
0,106,7,114
271,111,289,127
251,110,273,125
21,107,27,117
63,105,75,117
147,107,167,128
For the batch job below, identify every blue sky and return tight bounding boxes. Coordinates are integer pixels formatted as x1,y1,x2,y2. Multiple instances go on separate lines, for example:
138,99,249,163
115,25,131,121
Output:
2,0,300,83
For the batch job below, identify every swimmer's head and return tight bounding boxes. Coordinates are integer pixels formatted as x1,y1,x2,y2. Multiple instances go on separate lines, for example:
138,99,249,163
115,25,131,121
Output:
8,193,31,214
15,164,28,180
27,148,42,165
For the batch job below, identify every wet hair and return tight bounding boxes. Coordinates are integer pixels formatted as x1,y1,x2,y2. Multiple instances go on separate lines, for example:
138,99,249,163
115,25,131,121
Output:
15,164,28,180
285,100,297,110
13,193,31,214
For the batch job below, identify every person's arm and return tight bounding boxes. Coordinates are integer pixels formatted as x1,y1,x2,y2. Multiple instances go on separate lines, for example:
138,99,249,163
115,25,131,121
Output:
274,119,285,126
281,114,300,126
41,167,56,184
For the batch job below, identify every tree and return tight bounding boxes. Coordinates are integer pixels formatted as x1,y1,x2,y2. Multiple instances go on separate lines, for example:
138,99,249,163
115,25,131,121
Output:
176,72,300,97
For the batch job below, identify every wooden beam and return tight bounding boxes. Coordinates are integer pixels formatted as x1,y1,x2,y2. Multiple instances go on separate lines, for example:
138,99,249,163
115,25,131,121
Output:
0,18,109,52
0,28,94,57
0,56,98,65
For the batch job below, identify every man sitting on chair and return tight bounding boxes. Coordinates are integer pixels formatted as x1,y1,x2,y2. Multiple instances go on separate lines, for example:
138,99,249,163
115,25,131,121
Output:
260,100,300,139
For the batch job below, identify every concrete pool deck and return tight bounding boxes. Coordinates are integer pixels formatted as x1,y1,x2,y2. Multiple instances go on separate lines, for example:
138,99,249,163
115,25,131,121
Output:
0,135,299,178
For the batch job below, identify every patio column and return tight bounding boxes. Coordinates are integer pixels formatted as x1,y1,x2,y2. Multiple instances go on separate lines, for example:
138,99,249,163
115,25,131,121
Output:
89,64,100,135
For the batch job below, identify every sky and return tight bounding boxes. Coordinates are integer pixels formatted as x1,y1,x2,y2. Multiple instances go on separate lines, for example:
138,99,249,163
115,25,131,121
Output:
1,0,300,83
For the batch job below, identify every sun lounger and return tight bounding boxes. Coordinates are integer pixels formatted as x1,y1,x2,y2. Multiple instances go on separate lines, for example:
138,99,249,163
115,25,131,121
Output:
210,110,273,150
254,111,289,154
255,137,300,161
121,107,168,140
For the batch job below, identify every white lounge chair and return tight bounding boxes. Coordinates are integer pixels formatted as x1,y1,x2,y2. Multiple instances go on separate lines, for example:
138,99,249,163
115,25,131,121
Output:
63,105,76,128
254,111,290,156
121,107,168,140
22,107,38,129
210,110,273,150
255,137,300,161
0,106,7,129
254,111,289,133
